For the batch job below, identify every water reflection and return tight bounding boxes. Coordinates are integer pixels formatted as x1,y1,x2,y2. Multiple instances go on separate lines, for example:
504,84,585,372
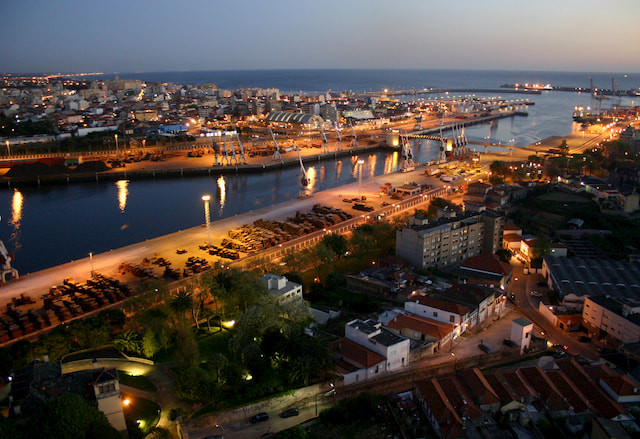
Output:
384,151,399,174
116,180,129,213
10,189,23,250
217,175,226,214
368,154,377,178
307,166,317,192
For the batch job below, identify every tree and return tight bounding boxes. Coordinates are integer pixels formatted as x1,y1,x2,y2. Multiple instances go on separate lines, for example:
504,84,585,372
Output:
496,249,512,263
32,393,120,439
209,352,229,383
170,291,193,323
142,329,159,358
321,233,348,258
174,325,199,369
490,160,511,178
113,330,142,356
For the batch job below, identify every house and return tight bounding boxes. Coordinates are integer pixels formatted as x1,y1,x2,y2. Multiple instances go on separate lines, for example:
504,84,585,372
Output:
582,295,640,346
384,311,455,354
261,273,302,302
345,319,410,371
9,361,127,434
599,375,640,404
405,295,471,334
331,338,387,385
459,252,512,290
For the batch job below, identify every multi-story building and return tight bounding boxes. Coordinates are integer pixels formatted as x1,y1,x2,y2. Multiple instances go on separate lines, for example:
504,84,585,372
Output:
583,295,640,346
395,210,504,269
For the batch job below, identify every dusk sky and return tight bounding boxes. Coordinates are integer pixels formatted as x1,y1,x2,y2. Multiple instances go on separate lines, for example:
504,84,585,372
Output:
1,0,639,74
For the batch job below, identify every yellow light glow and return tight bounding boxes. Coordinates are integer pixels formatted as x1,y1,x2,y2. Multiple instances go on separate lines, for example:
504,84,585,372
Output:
307,166,316,191
116,180,129,213
217,175,226,211
123,399,130,406
11,189,23,228
222,320,235,329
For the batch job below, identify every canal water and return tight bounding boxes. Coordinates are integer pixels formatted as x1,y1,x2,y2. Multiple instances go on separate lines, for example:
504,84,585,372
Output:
1,87,638,274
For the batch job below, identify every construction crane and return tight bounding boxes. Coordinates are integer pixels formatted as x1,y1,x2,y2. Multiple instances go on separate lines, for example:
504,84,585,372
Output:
0,238,18,283
212,141,220,166
235,132,247,164
269,127,281,160
220,135,230,165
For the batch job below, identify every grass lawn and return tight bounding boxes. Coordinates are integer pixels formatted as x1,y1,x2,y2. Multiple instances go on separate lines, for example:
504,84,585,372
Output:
118,371,158,392
123,396,161,436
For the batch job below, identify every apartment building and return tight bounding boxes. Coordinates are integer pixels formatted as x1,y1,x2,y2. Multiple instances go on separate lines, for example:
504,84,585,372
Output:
396,210,504,269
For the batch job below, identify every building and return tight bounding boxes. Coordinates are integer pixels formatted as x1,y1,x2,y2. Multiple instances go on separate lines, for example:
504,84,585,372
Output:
510,318,533,353
582,295,640,346
458,252,512,290
405,295,472,334
542,256,640,300
9,361,127,434
395,211,504,269
260,273,302,301
331,338,387,385
345,319,410,371
264,111,324,128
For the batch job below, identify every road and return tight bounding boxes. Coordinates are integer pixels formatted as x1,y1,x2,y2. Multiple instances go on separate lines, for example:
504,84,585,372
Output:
508,260,598,360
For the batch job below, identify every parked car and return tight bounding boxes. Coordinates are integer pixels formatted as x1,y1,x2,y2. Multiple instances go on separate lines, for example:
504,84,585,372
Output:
552,344,568,351
529,291,542,297
279,408,299,418
478,343,491,353
250,412,269,423
503,339,517,348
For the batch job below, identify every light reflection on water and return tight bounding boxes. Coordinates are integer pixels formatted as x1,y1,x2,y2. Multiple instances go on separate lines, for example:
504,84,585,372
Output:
217,175,226,215
9,189,23,250
116,180,129,213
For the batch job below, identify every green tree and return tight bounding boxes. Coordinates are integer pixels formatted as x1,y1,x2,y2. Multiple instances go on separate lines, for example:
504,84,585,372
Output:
170,290,194,323
209,352,229,383
113,330,142,356
174,325,199,369
321,233,348,258
490,160,511,177
142,328,159,358
558,139,569,156
32,393,120,439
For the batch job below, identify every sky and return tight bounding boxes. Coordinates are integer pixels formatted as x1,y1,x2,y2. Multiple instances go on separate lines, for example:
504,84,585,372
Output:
1,0,639,74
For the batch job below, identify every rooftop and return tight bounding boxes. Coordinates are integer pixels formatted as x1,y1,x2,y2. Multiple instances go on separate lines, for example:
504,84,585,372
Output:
544,256,640,299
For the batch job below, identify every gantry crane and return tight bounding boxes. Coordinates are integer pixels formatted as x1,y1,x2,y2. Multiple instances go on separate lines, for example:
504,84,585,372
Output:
269,127,281,160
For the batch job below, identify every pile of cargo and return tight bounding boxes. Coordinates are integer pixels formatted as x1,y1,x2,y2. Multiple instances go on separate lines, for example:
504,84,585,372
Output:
120,262,157,279
184,256,210,276
0,275,131,343
219,204,352,256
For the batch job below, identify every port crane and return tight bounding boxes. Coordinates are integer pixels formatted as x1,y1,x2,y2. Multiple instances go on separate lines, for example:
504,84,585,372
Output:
320,126,329,153
212,141,220,166
349,123,359,148
269,127,282,160
334,122,342,148
0,238,18,283
438,126,447,163
295,145,310,197
226,133,238,165
400,131,416,172
235,132,248,164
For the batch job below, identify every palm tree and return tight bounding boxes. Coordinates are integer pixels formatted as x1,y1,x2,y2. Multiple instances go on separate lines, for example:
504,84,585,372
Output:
113,330,141,355
169,291,193,323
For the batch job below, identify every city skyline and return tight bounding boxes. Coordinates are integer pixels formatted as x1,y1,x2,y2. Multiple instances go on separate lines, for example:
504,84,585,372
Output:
1,0,640,74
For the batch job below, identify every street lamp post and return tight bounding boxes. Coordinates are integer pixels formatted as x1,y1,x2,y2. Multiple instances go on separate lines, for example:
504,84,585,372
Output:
89,252,95,279
202,195,211,246
5,140,10,158
114,134,119,160
357,159,364,198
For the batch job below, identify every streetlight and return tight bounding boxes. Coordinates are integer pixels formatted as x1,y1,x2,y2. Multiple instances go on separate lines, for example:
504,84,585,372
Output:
202,195,211,246
89,252,95,279
5,140,10,158
114,134,119,160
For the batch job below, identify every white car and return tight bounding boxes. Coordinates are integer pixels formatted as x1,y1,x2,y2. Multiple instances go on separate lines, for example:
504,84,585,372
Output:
529,291,542,297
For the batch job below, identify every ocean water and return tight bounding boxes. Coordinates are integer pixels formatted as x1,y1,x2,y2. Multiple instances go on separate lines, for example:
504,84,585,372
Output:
2,69,639,274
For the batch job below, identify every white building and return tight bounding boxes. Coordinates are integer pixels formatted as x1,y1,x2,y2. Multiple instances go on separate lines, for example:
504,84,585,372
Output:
345,319,410,371
261,273,302,302
404,295,472,335
510,318,533,354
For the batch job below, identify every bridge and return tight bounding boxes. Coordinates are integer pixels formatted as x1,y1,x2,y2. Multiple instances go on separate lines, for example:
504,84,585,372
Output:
361,88,542,97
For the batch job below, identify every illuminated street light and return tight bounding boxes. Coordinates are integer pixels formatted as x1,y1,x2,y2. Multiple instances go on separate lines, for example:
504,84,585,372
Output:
202,195,211,246
114,134,119,159
5,140,10,157
89,252,94,279
123,398,130,406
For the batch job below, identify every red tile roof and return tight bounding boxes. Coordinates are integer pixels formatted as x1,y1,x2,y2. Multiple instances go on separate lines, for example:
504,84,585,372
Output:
519,367,570,412
332,338,386,369
386,313,454,339
457,368,500,406
460,253,512,277
438,376,483,420
546,369,593,413
416,378,465,439
409,295,471,316
600,375,640,398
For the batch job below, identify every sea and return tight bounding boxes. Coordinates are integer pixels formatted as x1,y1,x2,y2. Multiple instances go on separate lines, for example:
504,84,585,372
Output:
2,69,640,274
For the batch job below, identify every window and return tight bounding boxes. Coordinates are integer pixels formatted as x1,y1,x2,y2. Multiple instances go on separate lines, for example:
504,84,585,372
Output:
433,312,438,317
525,333,529,338
98,382,116,394
450,315,455,323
